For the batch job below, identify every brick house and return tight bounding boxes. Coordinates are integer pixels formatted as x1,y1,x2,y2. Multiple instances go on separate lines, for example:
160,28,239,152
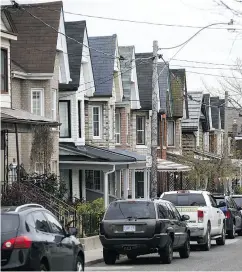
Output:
0,7,59,186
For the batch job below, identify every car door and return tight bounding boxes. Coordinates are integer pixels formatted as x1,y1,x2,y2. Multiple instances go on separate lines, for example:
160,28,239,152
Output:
44,212,75,271
208,195,221,234
230,198,242,230
165,203,180,248
31,211,59,271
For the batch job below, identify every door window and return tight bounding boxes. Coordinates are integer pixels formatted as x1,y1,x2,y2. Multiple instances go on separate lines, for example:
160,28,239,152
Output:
44,212,64,235
165,203,176,220
209,195,217,208
169,203,182,220
157,203,169,219
32,211,51,233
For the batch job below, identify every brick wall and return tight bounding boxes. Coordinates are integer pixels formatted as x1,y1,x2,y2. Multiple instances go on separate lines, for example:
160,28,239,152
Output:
182,132,196,156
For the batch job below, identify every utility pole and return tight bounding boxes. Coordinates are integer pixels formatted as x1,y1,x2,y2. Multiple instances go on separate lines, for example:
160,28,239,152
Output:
150,40,159,198
223,91,229,194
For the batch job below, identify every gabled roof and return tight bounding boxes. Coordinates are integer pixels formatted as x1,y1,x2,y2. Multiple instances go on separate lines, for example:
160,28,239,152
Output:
89,35,117,96
64,21,86,86
119,46,134,101
157,63,169,114
182,91,203,131
135,53,153,110
210,97,220,129
4,1,62,73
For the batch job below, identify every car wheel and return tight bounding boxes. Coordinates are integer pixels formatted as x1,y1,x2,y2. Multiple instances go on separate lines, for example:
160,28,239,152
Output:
179,234,190,258
201,224,211,251
103,248,116,265
40,263,48,272
127,253,137,261
237,229,242,236
216,224,226,246
160,236,173,264
75,255,84,271
228,223,236,239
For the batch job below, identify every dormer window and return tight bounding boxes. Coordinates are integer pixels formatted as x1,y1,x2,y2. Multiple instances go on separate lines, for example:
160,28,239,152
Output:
1,49,8,93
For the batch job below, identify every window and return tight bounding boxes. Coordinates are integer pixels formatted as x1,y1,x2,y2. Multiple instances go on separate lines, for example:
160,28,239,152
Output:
209,195,217,208
85,170,101,191
32,211,50,233
25,213,35,232
161,193,206,206
1,49,8,93
35,162,44,174
167,202,181,220
51,89,57,120
78,101,82,138
59,101,71,138
167,121,175,146
44,212,64,235
31,89,44,116
157,117,161,146
126,113,130,144
136,116,145,145
93,106,101,138
135,172,144,198
157,203,169,219
115,112,121,144
109,106,113,140
1,214,19,233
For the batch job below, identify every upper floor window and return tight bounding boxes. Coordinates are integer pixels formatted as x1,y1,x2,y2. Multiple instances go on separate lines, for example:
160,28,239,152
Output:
93,106,101,138
31,89,44,116
1,49,8,93
136,116,145,145
126,113,130,144
78,101,82,138
167,121,175,147
52,89,57,120
115,112,121,144
59,101,71,138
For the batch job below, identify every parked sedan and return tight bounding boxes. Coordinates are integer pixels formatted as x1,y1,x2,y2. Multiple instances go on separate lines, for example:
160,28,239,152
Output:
214,195,242,238
231,195,242,215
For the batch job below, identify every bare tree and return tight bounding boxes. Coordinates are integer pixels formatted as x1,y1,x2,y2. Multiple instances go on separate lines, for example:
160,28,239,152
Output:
215,0,242,17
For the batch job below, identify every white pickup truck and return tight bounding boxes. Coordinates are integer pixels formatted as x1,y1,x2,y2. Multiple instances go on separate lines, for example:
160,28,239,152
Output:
160,190,226,251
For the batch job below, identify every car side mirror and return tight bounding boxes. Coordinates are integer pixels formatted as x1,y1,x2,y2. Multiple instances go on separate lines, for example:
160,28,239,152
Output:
181,214,190,221
68,227,78,236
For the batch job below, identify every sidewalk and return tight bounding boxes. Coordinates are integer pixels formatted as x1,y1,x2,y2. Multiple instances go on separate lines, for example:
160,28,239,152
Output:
85,247,103,266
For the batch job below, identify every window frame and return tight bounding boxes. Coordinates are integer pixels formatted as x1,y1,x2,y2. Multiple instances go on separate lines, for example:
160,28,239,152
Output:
31,88,44,116
126,113,130,144
115,112,121,144
136,115,146,145
85,170,102,192
92,106,102,139
167,120,175,147
78,100,82,138
59,100,71,138
135,171,144,198
51,89,57,120
1,48,8,94
44,211,65,236
32,211,51,233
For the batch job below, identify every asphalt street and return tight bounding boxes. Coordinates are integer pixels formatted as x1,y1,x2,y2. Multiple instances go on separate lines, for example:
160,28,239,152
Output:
87,236,242,271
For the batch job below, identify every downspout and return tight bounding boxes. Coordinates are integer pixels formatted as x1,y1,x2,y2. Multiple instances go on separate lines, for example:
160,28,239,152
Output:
104,165,116,209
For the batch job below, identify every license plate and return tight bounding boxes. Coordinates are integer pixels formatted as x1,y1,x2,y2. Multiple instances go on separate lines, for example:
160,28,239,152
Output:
123,225,135,232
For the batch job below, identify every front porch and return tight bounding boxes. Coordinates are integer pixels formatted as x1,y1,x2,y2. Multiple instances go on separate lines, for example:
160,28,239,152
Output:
59,143,149,207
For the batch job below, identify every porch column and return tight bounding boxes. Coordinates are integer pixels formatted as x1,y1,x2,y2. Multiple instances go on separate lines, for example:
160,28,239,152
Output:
123,168,129,199
104,171,109,208
72,168,80,200
144,168,148,199
82,170,86,200
131,170,136,199
116,170,121,198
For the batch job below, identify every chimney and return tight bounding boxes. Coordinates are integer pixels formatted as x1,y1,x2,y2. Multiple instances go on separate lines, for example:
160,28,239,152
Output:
232,119,238,137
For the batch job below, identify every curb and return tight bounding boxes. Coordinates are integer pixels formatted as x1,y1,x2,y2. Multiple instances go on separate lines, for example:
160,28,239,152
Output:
85,258,103,267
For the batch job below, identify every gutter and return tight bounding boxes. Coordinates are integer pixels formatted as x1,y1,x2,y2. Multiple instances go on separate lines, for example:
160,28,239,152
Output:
12,71,53,80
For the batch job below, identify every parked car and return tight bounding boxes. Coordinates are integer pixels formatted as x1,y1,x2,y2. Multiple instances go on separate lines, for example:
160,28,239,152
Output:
231,194,242,215
213,195,242,238
160,190,226,251
99,199,190,265
1,204,84,271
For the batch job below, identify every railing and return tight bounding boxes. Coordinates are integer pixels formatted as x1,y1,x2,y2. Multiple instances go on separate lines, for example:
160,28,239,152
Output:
76,213,103,238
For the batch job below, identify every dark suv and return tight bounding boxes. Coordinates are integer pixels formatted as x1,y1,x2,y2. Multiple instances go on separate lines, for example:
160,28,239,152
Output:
214,195,242,238
99,199,190,265
1,204,84,271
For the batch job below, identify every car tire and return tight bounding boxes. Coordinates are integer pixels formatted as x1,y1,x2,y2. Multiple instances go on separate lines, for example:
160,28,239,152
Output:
127,253,137,261
228,223,236,239
237,229,242,236
216,224,226,246
103,248,116,265
40,263,48,272
160,236,173,264
75,255,84,271
179,234,190,258
201,224,211,251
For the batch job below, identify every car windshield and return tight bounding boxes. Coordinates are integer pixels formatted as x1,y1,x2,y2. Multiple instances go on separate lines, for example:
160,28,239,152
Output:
161,193,206,206
104,201,156,220
1,214,20,233
233,197,242,207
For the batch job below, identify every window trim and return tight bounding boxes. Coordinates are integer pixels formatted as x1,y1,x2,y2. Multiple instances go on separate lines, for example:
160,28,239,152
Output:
136,115,146,145
167,120,175,147
126,113,130,144
85,170,102,192
59,100,71,138
1,48,8,94
115,112,121,144
51,89,57,120
92,106,102,139
31,88,44,116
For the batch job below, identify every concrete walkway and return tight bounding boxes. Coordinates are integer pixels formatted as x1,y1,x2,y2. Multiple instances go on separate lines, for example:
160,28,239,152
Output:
85,247,103,266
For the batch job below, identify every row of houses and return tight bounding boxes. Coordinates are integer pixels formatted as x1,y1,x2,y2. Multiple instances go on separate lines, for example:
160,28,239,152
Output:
1,1,241,207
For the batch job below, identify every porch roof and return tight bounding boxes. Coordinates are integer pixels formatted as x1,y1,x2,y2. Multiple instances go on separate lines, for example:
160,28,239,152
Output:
157,158,191,172
59,143,147,164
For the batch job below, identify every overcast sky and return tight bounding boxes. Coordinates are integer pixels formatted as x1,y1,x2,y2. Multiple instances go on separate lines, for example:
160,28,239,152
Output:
4,0,242,100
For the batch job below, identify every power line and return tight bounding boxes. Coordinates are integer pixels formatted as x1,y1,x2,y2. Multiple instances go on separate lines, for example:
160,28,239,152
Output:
185,70,242,80
172,58,238,67
171,64,238,71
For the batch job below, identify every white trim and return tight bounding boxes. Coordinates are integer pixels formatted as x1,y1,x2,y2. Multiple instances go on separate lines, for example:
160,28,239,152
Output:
0,31,17,40
115,112,121,144
31,88,44,116
92,105,102,139
12,71,53,80
52,89,57,120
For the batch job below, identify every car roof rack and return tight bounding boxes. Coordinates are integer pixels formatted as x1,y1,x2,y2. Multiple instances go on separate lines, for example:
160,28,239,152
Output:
15,203,44,212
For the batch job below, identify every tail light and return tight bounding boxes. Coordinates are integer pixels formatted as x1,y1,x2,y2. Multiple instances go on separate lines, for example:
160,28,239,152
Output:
225,210,231,219
99,222,104,235
197,210,204,223
2,236,32,250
